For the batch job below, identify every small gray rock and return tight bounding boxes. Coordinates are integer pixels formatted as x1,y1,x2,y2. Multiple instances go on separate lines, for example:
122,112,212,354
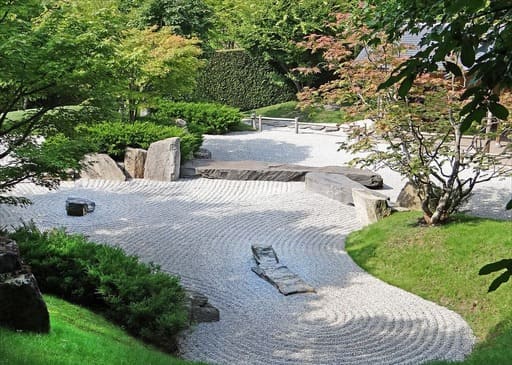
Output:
185,290,220,323
66,197,95,213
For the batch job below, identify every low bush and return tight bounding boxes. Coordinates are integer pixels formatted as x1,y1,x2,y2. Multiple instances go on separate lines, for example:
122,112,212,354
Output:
150,100,242,134
9,225,188,352
78,121,203,161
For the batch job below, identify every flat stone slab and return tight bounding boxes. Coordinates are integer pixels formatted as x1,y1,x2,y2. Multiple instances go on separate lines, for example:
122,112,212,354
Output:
251,245,315,295
305,172,372,205
181,160,383,189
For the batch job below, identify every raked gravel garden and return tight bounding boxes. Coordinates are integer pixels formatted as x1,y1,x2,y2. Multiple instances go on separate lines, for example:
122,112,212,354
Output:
2,128,511,364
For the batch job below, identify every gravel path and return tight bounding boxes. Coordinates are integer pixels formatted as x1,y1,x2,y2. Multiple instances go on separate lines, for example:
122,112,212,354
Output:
0,128,493,364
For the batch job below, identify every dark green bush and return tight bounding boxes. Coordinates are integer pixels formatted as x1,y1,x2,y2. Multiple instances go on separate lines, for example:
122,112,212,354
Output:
151,100,242,134
9,225,188,351
194,49,296,111
78,121,203,161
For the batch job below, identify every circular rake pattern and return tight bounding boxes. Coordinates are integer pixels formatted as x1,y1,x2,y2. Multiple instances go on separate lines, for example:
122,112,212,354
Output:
2,178,475,365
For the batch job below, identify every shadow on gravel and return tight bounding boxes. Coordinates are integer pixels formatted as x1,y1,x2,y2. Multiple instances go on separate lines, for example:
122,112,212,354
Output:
462,184,512,221
203,137,312,164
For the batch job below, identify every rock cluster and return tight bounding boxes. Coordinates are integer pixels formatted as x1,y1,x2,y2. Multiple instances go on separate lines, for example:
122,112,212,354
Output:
78,138,187,182
0,237,50,333
185,290,220,323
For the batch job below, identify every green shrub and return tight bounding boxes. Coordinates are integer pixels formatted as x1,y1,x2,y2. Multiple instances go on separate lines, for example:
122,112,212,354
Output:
151,100,242,134
78,121,203,161
9,225,188,351
194,49,296,111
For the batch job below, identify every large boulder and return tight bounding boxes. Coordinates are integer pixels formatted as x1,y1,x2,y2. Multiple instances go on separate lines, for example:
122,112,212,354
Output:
124,147,147,179
305,172,368,205
0,238,50,333
352,188,392,226
80,153,126,181
144,137,181,181
396,182,423,211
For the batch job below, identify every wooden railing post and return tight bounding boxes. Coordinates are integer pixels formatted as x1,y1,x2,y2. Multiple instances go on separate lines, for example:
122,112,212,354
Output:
294,117,299,134
258,115,263,132
251,113,256,129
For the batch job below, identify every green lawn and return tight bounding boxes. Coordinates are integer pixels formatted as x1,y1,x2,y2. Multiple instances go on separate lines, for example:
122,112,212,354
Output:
245,101,348,124
345,212,512,364
0,296,203,365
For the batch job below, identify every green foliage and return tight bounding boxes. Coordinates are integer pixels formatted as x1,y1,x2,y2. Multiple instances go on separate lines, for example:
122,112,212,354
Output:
346,212,512,363
367,0,512,126
151,100,243,134
479,259,512,292
9,225,189,351
0,1,121,204
0,132,91,206
207,0,355,90
194,50,295,111
247,101,347,124
0,295,201,365
138,0,214,40
78,121,202,161
115,26,204,121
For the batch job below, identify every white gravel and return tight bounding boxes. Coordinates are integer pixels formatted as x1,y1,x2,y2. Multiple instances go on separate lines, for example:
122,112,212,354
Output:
1,127,499,364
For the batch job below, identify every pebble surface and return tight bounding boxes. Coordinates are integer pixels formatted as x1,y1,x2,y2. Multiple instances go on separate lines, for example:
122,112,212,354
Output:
0,128,490,364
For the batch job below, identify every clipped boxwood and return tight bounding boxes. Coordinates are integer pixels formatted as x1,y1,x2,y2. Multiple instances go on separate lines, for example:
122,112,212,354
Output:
78,121,202,161
151,100,242,134
194,49,296,111
9,225,188,352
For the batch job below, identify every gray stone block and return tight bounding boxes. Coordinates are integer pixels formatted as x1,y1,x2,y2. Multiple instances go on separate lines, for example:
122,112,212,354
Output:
144,137,181,181
124,147,147,179
251,245,315,295
66,197,95,213
352,188,392,226
181,160,383,188
305,172,367,205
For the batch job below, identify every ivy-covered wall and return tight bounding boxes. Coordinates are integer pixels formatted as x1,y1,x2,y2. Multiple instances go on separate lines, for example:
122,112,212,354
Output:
194,49,295,111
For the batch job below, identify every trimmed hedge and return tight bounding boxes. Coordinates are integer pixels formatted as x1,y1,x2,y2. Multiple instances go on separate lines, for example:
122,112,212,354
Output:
194,49,295,111
78,121,203,161
151,100,242,134
9,225,188,352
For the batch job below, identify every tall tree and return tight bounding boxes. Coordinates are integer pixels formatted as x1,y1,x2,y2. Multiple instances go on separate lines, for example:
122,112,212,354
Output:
115,26,203,121
208,0,355,91
368,0,512,127
0,0,121,204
